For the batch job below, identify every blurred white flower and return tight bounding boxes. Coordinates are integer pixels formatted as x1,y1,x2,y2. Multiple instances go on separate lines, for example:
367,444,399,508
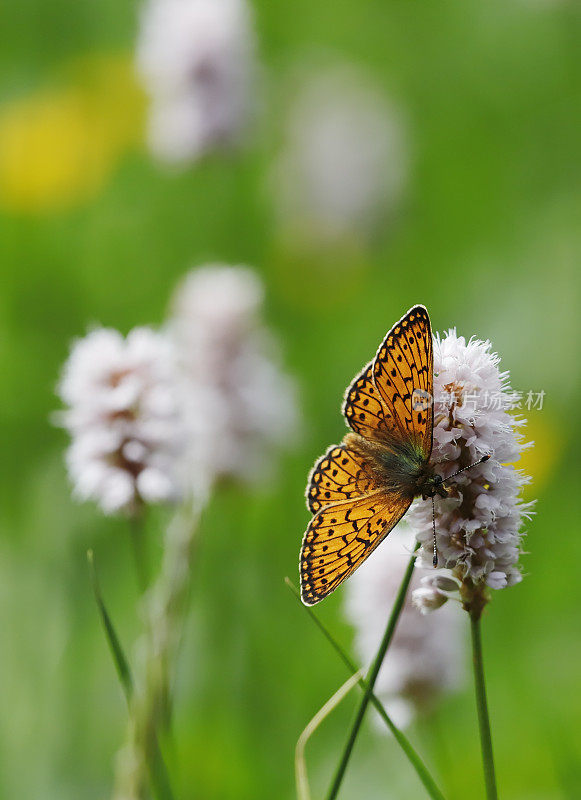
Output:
57,327,184,515
409,330,534,615
170,264,300,495
344,524,465,729
111,266,300,799
135,0,257,164
273,63,408,243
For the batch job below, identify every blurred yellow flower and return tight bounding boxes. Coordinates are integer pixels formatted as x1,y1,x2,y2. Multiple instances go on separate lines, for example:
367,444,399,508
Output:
0,54,144,213
519,413,562,497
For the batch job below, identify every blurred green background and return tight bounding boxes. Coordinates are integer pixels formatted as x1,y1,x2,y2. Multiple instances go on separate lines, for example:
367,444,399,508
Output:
1,1,580,798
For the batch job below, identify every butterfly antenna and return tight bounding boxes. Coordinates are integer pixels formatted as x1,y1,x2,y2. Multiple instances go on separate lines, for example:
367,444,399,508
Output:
432,496,438,568
443,454,490,484
430,455,490,569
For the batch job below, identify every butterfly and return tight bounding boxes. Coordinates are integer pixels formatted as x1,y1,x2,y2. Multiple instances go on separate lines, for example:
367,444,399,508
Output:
300,305,464,606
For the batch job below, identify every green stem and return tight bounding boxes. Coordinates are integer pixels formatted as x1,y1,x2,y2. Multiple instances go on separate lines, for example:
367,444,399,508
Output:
130,509,149,593
470,614,498,800
325,542,420,800
286,579,446,800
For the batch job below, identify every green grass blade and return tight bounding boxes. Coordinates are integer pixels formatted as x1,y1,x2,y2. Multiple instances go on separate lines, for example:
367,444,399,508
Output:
88,550,175,800
296,671,363,800
285,577,446,800
87,549,133,701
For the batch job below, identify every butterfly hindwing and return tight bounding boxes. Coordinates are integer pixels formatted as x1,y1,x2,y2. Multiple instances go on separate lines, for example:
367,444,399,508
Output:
372,305,433,457
300,491,413,605
306,444,379,514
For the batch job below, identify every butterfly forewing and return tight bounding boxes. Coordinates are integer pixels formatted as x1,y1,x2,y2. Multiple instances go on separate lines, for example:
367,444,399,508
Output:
342,361,392,441
372,305,433,458
306,444,379,514
300,491,412,605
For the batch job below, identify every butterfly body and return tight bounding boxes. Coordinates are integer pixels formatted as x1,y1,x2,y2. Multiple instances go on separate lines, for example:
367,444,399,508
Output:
341,431,443,501
300,304,438,606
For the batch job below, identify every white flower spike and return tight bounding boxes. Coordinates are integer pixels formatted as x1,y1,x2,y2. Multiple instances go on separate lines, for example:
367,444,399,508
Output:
136,0,257,164
169,264,300,496
273,63,408,243
409,330,535,616
57,327,184,515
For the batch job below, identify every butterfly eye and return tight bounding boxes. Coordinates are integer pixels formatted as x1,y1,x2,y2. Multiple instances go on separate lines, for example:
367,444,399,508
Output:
434,475,443,485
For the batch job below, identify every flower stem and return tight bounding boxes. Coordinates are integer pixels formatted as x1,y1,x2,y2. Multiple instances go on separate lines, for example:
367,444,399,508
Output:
88,551,174,800
470,613,498,800
130,509,149,593
325,543,419,800
286,578,446,800
112,499,205,800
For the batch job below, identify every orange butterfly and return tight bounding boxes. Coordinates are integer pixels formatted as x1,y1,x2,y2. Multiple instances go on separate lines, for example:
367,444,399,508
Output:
300,305,483,606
